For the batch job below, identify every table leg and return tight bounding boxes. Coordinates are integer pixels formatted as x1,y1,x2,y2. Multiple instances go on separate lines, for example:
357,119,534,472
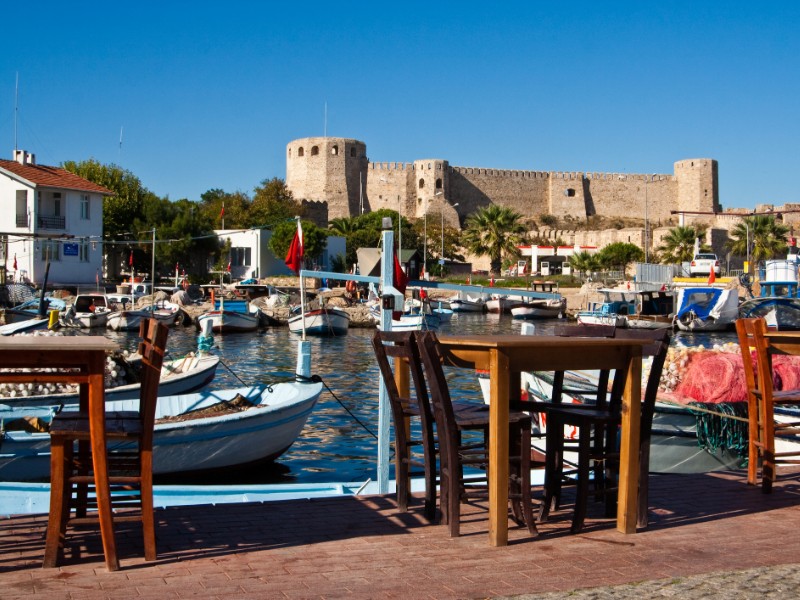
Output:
617,349,641,534
87,357,119,571
489,349,510,546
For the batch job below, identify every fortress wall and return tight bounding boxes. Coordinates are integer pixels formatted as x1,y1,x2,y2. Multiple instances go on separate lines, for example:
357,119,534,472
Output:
365,162,415,216
579,173,678,224
448,166,550,220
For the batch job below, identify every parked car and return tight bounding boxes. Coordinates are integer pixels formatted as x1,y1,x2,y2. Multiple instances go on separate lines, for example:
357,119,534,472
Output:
689,253,721,276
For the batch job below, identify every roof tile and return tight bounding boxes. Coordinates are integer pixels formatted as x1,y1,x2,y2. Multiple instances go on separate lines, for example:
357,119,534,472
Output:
0,159,113,195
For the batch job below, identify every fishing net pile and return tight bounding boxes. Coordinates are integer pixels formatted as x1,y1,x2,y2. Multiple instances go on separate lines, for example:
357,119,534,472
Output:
658,343,800,459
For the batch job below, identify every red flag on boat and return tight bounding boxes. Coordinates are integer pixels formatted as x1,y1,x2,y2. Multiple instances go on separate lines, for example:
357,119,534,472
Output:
129,250,134,267
12,254,17,270
490,276,495,287
219,203,225,220
284,220,304,274
226,260,231,273
708,270,716,284
393,252,408,296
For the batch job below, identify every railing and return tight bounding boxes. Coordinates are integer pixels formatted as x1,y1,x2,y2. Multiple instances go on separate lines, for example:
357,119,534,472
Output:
15,215,28,228
37,215,65,229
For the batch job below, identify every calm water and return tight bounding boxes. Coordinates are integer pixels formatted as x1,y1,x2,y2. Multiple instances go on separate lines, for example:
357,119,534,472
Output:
98,315,735,486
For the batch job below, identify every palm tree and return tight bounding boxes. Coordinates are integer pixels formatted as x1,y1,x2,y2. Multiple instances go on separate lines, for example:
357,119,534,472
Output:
462,205,527,276
569,251,601,279
656,225,708,264
726,215,789,263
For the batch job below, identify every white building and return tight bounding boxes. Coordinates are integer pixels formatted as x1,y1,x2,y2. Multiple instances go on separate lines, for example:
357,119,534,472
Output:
214,228,346,279
519,244,600,276
0,150,112,286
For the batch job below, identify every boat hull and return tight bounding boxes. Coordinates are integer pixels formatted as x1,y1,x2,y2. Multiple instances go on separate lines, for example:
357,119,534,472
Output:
511,299,566,320
197,310,259,333
0,382,323,480
288,308,350,336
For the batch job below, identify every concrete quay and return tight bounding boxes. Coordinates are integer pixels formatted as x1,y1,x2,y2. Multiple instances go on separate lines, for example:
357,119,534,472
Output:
3,468,800,599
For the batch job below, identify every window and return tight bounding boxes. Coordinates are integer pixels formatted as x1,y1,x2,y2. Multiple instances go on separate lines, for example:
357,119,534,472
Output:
231,247,251,267
419,178,425,189
350,147,356,157
298,147,304,157
311,146,319,156
331,145,338,155
16,190,27,227
53,193,62,217
435,178,442,190
40,240,60,262
79,241,90,262
80,195,90,219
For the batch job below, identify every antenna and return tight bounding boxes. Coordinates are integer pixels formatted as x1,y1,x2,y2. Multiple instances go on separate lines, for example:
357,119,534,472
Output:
14,72,19,152
119,125,123,159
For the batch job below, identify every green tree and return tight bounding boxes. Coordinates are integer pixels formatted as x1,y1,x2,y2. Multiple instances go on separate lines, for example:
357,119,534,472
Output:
268,220,328,268
596,242,645,271
726,215,789,263
569,251,601,278
656,225,708,264
198,189,251,229
250,178,304,228
462,205,527,276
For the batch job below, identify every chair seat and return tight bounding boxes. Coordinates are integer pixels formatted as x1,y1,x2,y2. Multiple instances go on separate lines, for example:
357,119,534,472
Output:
49,410,143,438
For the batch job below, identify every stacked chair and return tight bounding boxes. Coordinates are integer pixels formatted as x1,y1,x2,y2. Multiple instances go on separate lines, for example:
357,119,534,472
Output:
536,327,671,532
736,317,800,492
371,330,538,536
44,319,169,567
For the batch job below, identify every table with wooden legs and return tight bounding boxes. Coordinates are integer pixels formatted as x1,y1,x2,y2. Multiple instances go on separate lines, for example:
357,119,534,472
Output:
0,336,120,571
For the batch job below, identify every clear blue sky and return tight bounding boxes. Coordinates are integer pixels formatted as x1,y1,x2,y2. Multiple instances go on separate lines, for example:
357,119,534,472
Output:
1,1,797,211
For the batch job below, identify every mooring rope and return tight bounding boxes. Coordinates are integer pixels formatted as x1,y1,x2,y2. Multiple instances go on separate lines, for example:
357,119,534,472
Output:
295,373,378,439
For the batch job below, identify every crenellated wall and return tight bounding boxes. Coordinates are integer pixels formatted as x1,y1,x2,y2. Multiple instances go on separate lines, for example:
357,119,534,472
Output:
284,137,719,233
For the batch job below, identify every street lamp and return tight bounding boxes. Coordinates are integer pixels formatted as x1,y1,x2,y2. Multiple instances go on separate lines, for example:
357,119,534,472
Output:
442,202,459,263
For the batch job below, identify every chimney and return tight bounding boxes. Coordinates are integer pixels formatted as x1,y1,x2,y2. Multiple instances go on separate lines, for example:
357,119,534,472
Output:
13,149,35,165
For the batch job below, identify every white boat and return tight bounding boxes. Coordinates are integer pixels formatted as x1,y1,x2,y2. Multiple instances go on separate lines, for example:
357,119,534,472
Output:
486,296,514,314
510,297,566,320
107,302,182,331
673,287,740,332
738,258,800,331
578,287,675,329
196,309,260,333
59,293,112,328
2,297,67,324
0,353,220,406
0,381,323,481
288,306,350,336
449,292,488,313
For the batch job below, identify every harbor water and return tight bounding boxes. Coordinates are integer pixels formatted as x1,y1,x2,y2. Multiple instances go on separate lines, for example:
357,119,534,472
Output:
100,313,735,486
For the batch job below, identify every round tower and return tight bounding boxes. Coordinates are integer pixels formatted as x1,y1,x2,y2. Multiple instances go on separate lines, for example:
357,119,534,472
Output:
285,137,367,221
674,158,719,215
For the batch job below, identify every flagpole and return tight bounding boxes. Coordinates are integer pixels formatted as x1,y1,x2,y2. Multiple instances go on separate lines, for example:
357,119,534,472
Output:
297,217,307,341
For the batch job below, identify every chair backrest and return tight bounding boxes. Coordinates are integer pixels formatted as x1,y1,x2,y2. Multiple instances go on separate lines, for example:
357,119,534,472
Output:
735,317,772,398
552,324,618,407
415,331,460,462
138,318,170,448
371,330,435,446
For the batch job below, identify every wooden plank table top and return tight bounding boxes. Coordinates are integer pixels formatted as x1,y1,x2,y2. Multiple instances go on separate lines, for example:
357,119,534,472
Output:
436,334,644,547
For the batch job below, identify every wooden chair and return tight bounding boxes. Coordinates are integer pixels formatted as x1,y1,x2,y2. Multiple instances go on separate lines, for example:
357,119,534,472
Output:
538,327,670,532
415,331,537,537
43,319,169,567
736,317,800,492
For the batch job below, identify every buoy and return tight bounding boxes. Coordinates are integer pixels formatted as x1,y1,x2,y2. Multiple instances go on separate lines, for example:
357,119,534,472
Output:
48,310,60,329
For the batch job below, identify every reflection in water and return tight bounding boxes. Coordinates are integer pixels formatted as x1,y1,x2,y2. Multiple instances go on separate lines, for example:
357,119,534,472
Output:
100,314,735,485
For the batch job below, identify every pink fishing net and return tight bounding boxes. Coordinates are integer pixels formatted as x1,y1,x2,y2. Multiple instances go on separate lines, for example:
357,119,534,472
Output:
672,350,800,404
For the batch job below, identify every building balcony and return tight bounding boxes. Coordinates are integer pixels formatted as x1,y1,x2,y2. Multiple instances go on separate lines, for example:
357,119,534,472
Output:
16,215,29,228
37,215,65,229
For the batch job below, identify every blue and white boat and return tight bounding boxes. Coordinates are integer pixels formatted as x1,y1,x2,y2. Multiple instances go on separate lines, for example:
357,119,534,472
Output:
288,306,350,336
0,380,322,481
739,258,800,330
673,286,740,332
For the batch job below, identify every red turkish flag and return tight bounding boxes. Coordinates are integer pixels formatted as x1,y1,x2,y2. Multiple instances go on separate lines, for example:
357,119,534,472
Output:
13,253,17,270
284,221,304,274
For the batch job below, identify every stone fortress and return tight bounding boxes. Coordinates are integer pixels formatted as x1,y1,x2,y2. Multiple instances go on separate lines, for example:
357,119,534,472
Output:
285,136,798,262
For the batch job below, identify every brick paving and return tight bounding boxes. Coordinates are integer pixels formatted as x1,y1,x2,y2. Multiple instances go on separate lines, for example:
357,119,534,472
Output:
3,469,800,599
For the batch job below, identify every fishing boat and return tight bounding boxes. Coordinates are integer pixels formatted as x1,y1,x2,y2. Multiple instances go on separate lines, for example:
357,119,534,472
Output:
510,297,567,320
0,353,220,406
486,295,515,314
673,287,740,332
577,287,674,329
59,293,112,328
288,306,350,336
371,305,440,332
107,302,182,331
449,291,488,313
738,258,800,330
0,380,323,481
2,297,67,324
196,297,260,333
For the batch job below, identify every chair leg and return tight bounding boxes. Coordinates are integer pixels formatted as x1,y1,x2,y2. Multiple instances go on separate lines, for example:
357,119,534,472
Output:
571,429,592,533
762,402,776,494
446,467,461,538
519,424,537,535
141,452,157,561
747,395,760,486
43,439,70,568
74,440,90,518
539,420,561,522
395,452,410,513
637,444,651,529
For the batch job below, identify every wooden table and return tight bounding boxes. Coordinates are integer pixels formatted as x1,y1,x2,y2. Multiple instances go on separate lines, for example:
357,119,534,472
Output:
764,331,800,353
436,334,644,547
0,336,120,570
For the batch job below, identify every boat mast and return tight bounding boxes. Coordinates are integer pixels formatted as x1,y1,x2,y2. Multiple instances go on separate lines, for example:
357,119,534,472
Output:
151,228,156,304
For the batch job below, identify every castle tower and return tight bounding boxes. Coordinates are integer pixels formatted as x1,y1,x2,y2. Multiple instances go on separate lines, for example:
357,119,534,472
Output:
285,137,367,221
674,158,719,216
412,159,450,219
